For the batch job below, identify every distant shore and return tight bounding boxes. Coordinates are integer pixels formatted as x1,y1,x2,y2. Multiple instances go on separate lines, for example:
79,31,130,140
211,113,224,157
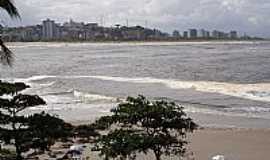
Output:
5,38,268,43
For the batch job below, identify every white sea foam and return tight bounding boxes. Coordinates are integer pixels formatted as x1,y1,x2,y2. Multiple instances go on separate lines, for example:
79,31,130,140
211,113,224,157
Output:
23,75,57,82
226,106,270,113
13,74,270,119
9,75,57,84
73,90,116,103
8,42,70,49
11,75,270,103
7,41,262,49
86,76,270,102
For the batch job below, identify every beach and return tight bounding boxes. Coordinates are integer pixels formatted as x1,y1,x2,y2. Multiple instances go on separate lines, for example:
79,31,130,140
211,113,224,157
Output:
76,127,270,160
187,128,270,160
67,112,270,160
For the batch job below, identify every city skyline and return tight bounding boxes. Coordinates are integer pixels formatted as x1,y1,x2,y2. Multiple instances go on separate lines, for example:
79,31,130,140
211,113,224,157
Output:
1,17,249,37
1,18,255,42
0,0,269,38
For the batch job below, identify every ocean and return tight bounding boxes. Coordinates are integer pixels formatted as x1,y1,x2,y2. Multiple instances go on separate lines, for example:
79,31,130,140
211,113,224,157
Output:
1,41,270,128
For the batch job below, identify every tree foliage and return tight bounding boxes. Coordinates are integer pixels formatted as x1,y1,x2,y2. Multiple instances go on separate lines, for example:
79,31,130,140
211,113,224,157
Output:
94,95,198,160
0,0,20,19
73,124,100,142
0,0,20,66
0,81,73,160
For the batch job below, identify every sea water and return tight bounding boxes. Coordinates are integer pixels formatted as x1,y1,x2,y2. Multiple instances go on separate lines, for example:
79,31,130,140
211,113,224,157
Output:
1,41,270,128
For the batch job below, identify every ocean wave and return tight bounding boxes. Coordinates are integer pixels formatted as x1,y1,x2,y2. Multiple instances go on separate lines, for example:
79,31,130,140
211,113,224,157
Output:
87,76,270,102
184,104,270,119
41,89,73,96
225,106,270,113
8,42,70,49
10,75,270,102
6,41,266,51
73,90,117,103
7,75,57,84
23,75,57,82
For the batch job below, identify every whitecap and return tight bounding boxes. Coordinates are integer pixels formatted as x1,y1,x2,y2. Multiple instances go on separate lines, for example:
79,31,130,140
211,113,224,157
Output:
10,75,270,102
87,76,270,102
73,90,117,103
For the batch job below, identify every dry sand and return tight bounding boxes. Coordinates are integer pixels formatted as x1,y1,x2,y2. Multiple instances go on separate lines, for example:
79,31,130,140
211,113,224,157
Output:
68,115,270,160
77,128,270,160
188,128,270,160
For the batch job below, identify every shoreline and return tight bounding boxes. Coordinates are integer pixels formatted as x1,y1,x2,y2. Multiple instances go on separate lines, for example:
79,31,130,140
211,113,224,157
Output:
6,39,269,44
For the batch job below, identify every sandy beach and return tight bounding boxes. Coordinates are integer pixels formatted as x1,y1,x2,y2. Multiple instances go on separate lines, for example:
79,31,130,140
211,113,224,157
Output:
188,128,270,160
65,124,270,160
66,113,270,160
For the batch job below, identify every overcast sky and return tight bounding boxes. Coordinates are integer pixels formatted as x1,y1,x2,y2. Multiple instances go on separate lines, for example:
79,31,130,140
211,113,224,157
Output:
1,0,270,37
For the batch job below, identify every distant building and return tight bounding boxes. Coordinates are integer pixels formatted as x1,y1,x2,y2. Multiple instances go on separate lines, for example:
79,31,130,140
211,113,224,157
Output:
230,31,238,39
42,19,57,40
189,29,197,38
205,31,210,38
198,29,206,38
121,26,146,40
0,18,251,42
183,31,188,38
63,19,84,29
172,30,180,38
197,29,210,38
85,23,98,29
212,30,220,39
212,30,230,39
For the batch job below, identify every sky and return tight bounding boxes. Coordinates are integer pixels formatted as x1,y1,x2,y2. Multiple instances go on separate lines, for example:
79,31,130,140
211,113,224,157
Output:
1,0,270,37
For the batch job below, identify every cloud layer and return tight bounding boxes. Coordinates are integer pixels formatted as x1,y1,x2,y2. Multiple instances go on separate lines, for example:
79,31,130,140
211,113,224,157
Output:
1,0,270,37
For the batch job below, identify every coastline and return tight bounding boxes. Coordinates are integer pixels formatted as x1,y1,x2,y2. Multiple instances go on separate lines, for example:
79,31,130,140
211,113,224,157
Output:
6,39,269,44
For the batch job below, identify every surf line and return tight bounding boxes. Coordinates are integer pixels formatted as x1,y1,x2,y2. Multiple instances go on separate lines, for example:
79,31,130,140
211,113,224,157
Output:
18,75,270,102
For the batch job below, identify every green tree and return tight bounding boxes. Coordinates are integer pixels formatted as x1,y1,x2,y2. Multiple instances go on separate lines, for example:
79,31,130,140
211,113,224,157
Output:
94,95,198,160
27,112,73,152
0,82,72,160
0,0,20,66
73,124,100,143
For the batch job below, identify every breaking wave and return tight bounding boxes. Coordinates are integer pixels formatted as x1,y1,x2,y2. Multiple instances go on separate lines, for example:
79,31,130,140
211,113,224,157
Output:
87,76,270,103
12,75,270,103
8,41,263,49
73,90,117,103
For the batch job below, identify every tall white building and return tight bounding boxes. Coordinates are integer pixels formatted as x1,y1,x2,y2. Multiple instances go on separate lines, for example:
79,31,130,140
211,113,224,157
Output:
198,29,210,38
42,19,56,40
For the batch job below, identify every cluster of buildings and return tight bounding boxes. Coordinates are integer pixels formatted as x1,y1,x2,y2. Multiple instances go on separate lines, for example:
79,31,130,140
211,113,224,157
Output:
0,18,257,42
0,19,168,42
173,29,239,39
